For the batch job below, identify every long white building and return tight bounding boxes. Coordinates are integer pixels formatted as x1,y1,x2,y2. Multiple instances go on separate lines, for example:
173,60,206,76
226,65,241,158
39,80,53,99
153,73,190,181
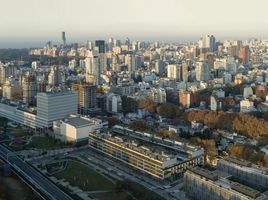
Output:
0,90,77,131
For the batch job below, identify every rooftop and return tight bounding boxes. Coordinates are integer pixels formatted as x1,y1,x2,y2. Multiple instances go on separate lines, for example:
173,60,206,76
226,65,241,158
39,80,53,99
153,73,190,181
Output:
64,117,92,127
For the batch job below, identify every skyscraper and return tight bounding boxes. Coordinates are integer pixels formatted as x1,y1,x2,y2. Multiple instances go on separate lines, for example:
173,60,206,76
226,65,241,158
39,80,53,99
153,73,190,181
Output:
85,50,101,85
95,40,105,53
199,35,216,52
62,31,66,46
239,46,250,65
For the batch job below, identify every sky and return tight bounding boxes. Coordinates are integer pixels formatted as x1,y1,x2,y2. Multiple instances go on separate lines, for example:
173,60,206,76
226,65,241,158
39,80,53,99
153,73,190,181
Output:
0,0,267,48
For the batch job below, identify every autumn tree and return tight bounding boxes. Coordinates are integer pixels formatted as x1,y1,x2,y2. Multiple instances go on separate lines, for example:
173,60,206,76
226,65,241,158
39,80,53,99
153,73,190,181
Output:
107,117,120,127
129,120,148,131
138,99,157,113
156,103,181,118
157,129,177,139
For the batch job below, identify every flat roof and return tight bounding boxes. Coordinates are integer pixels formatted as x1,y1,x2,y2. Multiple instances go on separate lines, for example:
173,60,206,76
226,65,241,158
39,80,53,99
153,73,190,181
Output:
65,117,90,127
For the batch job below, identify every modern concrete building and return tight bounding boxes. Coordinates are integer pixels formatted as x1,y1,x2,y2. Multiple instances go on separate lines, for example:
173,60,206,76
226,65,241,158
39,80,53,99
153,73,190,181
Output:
239,46,250,65
167,64,180,81
0,91,77,131
0,63,16,84
88,125,204,180
106,93,122,113
48,65,64,86
218,157,268,190
72,83,96,114
53,114,104,143
85,49,102,85
36,90,78,127
196,59,211,81
22,71,37,105
2,78,22,100
184,167,267,200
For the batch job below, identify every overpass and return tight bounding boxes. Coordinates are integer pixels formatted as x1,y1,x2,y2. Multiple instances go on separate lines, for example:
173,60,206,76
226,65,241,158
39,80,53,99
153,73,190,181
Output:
0,144,73,200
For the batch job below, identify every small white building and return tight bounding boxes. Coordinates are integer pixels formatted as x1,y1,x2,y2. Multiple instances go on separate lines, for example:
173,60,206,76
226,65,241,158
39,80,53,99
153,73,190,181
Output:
240,99,255,113
243,86,253,99
53,115,103,143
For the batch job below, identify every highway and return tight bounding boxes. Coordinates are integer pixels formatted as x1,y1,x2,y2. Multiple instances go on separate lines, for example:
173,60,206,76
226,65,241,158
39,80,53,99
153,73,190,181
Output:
0,144,73,200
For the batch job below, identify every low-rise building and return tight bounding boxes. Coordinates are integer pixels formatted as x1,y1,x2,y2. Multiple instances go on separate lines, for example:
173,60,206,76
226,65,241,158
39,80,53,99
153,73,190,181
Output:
240,99,255,113
218,157,268,190
184,167,267,200
53,115,104,143
88,125,204,180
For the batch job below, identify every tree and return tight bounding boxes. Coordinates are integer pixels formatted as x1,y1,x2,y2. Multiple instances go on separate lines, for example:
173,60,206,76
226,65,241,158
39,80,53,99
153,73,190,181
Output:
107,117,120,127
157,129,177,139
138,99,157,113
228,144,268,167
156,103,180,118
129,120,147,131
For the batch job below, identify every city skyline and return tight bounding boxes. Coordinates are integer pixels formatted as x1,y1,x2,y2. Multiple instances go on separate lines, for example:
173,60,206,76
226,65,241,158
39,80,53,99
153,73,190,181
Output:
1,0,268,48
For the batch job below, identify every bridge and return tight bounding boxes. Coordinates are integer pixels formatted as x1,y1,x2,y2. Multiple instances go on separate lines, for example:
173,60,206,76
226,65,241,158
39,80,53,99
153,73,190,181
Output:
0,144,73,200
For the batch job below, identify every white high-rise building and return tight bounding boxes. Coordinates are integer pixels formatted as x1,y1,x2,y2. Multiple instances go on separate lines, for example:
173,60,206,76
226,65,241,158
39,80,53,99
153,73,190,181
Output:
0,63,17,84
167,64,180,81
85,49,101,85
37,90,78,126
199,35,216,52
125,54,136,73
48,65,64,86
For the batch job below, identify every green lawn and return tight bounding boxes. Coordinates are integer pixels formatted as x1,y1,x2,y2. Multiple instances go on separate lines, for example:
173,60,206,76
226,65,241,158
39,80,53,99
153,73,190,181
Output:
53,160,164,200
54,161,114,191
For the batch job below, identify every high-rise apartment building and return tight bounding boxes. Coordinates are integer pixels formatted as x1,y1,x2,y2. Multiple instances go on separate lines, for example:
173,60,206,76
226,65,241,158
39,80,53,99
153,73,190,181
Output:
85,50,101,85
179,91,193,108
125,54,136,73
239,46,250,65
72,83,97,114
0,63,16,84
195,59,211,81
22,71,37,105
167,64,180,81
48,65,64,86
199,35,216,52
155,60,165,75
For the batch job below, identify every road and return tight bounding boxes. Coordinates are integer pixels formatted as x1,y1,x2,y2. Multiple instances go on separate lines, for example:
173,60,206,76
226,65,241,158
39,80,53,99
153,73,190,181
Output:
0,144,73,200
